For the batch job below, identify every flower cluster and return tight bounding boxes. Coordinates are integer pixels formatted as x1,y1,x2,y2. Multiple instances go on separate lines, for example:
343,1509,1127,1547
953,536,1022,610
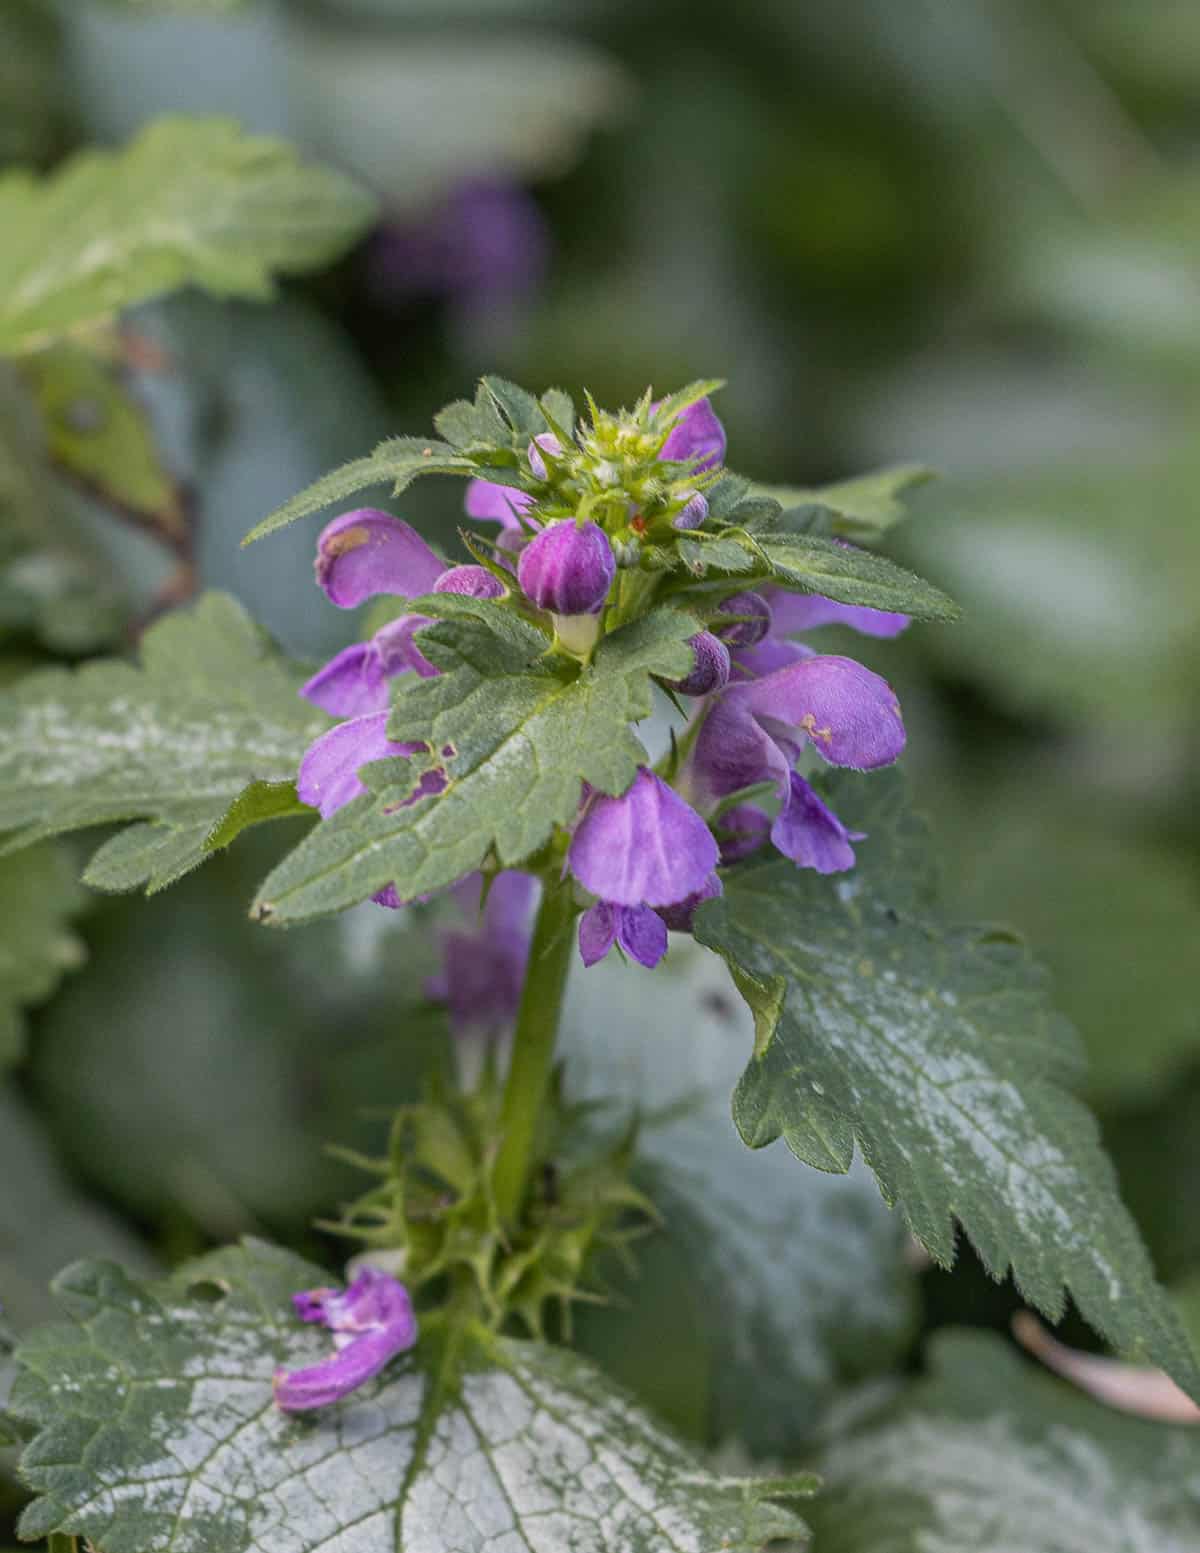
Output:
295,392,906,983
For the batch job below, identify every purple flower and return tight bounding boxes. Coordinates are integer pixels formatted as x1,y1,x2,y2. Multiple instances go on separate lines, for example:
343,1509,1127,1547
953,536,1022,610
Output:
578,901,668,970
464,478,536,530
658,397,727,471
426,872,538,1036
662,630,730,697
433,564,506,600
274,1267,417,1413
568,768,719,967
654,871,723,932
518,519,615,617
301,617,436,717
527,432,562,482
714,591,773,648
715,803,773,865
673,491,709,530
685,655,904,875
314,509,445,611
766,587,910,640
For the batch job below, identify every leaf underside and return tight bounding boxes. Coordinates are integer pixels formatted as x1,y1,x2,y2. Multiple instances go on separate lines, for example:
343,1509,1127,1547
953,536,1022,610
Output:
10,1240,811,1553
694,769,1200,1405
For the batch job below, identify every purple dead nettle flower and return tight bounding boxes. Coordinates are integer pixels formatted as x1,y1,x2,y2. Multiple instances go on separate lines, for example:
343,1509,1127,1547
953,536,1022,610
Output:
657,396,727,471
568,768,720,969
274,1266,417,1413
683,654,905,875
763,584,910,641
426,871,538,1037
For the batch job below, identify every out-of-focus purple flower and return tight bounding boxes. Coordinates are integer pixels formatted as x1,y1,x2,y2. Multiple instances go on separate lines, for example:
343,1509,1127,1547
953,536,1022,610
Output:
315,509,445,611
426,872,538,1036
658,397,726,472
518,519,615,617
464,478,536,530
364,178,550,307
568,768,718,966
685,655,904,875
662,630,730,697
433,564,506,600
766,587,910,640
274,1267,417,1413
715,591,773,648
578,900,668,970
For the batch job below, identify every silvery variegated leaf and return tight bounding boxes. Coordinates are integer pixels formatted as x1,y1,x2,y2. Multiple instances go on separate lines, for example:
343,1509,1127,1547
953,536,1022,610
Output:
807,1330,1200,1553
10,1240,812,1553
694,768,1200,1408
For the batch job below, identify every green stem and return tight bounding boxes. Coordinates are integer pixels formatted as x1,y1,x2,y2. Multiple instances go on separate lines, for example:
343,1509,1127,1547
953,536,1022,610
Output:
492,876,578,1223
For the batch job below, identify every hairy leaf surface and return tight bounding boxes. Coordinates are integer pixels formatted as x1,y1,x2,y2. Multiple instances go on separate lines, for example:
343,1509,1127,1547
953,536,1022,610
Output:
11,1240,811,1553
253,605,696,924
808,1331,1200,1553
694,770,1200,1403
0,118,374,353
0,591,325,887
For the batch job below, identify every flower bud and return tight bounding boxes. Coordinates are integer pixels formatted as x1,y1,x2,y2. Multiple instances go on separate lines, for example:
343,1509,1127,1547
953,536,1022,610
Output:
673,491,709,530
527,431,562,481
662,631,730,697
518,519,615,616
433,564,505,599
714,590,772,647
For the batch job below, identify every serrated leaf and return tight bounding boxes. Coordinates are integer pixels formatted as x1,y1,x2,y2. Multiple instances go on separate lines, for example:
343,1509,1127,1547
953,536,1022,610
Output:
757,532,959,620
807,1330,1200,1553
21,344,183,535
0,592,327,886
0,117,375,354
760,464,935,543
564,946,917,1455
253,606,696,924
10,1240,811,1553
243,438,477,544
0,844,85,1071
694,769,1200,1405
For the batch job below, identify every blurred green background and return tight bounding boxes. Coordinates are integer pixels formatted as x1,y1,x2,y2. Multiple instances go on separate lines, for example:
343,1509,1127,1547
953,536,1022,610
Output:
4,0,1200,1519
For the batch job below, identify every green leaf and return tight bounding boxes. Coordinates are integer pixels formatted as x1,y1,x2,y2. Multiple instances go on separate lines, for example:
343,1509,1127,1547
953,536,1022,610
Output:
563,945,918,1455
807,1330,1200,1553
0,591,327,887
694,769,1200,1404
252,606,696,924
0,1085,157,1334
0,117,375,354
0,844,85,1071
21,344,184,534
757,532,959,620
10,1241,811,1553
760,463,935,543
242,437,477,544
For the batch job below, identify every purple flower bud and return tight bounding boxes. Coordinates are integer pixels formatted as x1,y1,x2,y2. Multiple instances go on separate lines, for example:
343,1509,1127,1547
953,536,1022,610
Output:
658,397,726,471
673,491,709,530
715,591,772,647
433,565,506,599
527,432,562,481
578,901,668,970
315,509,445,609
517,519,615,616
274,1267,417,1413
662,630,730,697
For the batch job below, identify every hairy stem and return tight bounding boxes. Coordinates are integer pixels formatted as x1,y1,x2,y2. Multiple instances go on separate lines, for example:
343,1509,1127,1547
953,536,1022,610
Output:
492,877,578,1223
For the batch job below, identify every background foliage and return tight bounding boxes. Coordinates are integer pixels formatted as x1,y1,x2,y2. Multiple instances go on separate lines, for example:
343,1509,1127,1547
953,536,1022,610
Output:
3,0,1200,1546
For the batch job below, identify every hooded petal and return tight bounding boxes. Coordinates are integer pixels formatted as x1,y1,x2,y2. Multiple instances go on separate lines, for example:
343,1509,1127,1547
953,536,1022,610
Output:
300,641,390,718
658,397,726,471
771,772,865,873
297,713,424,818
315,509,445,609
568,768,718,907
768,589,910,639
743,654,905,769
464,477,535,528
